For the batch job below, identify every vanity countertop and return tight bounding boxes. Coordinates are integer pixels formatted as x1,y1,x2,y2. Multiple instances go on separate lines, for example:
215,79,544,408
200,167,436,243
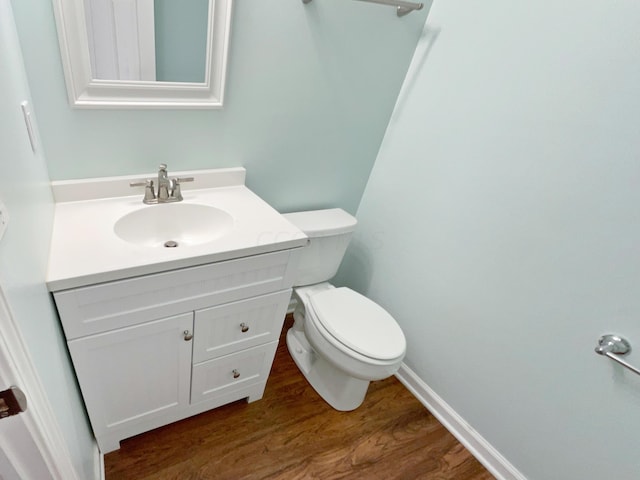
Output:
46,167,308,291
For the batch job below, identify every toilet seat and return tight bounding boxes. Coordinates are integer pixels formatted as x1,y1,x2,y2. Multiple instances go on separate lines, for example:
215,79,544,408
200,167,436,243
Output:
307,287,405,361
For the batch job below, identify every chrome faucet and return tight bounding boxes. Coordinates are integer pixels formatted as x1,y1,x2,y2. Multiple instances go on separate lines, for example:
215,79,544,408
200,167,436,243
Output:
130,164,194,204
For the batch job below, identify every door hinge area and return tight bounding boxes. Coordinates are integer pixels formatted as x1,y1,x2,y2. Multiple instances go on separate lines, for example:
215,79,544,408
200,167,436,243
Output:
0,386,27,419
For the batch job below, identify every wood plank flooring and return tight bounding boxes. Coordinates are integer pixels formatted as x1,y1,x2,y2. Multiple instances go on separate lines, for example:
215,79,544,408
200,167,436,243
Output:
105,316,494,480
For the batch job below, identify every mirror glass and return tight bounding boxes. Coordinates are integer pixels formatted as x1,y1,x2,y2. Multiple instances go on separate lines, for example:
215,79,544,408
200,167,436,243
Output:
84,0,209,83
52,0,232,108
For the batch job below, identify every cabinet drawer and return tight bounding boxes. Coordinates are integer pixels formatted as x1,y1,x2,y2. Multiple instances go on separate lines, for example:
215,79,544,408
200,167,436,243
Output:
193,290,290,363
191,342,278,404
54,250,299,339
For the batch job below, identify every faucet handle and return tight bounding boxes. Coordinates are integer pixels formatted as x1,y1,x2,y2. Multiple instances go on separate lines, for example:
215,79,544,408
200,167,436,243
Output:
170,177,194,201
130,179,156,203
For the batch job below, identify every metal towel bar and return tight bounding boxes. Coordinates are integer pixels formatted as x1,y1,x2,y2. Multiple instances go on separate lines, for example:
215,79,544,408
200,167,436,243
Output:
595,334,640,376
302,0,424,17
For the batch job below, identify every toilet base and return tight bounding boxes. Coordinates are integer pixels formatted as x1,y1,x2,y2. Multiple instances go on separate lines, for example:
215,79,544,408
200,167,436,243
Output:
286,328,369,411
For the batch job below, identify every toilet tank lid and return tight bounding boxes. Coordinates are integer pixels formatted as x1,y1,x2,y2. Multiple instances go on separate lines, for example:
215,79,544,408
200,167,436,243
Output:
282,209,357,238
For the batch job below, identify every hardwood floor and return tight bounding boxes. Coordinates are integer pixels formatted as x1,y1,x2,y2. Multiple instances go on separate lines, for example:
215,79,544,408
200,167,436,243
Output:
105,316,494,480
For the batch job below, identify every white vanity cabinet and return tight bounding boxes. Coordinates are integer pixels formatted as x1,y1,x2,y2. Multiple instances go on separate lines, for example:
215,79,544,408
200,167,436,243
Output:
52,250,299,453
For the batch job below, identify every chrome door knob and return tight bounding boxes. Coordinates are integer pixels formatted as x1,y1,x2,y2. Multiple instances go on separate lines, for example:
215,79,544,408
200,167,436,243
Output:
232,369,240,379
240,323,249,333
183,330,193,341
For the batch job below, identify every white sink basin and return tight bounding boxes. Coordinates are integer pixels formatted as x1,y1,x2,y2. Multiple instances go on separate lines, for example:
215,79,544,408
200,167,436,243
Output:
47,167,310,291
114,203,234,248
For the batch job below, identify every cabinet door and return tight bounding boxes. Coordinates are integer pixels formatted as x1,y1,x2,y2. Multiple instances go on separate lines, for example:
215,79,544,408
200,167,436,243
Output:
67,313,193,446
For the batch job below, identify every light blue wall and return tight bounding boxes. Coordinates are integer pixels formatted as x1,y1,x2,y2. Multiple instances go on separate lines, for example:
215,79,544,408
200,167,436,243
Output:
0,1,97,478
154,0,208,83
11,0,429,215
339,0,640,478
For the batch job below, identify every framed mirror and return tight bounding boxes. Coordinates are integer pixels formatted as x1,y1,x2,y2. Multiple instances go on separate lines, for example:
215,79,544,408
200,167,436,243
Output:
51,0,233,108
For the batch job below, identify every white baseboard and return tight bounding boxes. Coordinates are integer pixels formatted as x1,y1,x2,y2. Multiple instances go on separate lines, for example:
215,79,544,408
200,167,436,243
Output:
97,445,105,480
395,363,527,480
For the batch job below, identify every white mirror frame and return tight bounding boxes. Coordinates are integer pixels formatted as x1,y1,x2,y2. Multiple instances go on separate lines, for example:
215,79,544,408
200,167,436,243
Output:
51,0,233,109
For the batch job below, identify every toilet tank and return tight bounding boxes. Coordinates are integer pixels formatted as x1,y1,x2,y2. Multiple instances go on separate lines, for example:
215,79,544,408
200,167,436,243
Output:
282,209,357,286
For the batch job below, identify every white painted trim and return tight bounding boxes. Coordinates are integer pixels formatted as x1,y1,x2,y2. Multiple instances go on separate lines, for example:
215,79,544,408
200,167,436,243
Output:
98,451,105,480
50,167,246,203
0,287,99,480
395,364,527,480
51,0,233,108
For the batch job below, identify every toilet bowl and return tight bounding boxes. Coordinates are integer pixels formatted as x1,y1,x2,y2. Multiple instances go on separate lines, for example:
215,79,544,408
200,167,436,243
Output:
283,209,406,411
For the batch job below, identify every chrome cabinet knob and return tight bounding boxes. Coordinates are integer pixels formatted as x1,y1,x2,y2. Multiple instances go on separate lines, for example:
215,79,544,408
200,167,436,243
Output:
240,323,249,333
232,369,240,379
183,330,193,341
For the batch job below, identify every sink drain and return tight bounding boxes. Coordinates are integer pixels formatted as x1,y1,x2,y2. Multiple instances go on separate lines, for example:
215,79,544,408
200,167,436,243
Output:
164,240,179,248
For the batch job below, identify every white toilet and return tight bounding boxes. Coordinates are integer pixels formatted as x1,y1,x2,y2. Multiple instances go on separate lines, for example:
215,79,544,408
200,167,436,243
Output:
283,208,406,411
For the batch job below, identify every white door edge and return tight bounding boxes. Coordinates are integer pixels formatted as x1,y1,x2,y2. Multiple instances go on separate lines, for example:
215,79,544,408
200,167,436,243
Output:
0,285,95,480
